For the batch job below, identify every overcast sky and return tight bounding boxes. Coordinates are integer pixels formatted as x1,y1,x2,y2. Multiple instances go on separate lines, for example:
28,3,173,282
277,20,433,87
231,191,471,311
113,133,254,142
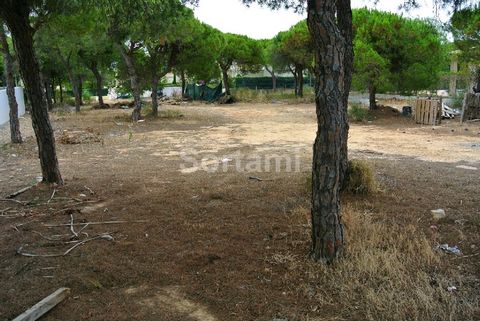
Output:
193,0,452,39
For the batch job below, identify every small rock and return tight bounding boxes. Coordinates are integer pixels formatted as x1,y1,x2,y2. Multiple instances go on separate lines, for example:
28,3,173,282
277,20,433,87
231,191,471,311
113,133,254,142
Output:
431,209,446,220
456,165,478,171
79,193,87,198
447,286,458,292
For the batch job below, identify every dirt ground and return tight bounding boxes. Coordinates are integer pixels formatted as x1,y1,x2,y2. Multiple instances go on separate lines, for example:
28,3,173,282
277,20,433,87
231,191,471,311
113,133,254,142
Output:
0,101,479,321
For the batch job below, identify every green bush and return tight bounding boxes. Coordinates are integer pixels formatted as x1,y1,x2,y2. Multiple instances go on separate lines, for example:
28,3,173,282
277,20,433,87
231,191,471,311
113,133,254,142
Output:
82,90,92,104
348,103,370,122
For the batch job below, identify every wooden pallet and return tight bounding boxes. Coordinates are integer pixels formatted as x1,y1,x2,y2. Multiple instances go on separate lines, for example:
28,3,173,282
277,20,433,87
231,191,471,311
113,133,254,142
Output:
461,93,480,123
414,99,442,125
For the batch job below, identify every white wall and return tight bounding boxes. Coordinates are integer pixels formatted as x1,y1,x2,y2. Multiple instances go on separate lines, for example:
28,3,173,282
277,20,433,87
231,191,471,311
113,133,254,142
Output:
0,87,26,126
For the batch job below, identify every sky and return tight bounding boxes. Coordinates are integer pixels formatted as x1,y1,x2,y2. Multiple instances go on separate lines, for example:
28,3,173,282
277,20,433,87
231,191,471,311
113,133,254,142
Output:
192,0,453,40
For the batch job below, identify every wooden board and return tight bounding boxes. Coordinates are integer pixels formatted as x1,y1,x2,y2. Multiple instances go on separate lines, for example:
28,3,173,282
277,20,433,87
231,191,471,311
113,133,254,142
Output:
462,93,480,122
12,288,70,321
415,99,441,125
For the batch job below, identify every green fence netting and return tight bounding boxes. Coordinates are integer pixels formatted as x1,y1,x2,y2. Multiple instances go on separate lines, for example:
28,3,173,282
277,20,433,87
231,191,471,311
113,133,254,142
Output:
185,82,223,102
234,77,312,90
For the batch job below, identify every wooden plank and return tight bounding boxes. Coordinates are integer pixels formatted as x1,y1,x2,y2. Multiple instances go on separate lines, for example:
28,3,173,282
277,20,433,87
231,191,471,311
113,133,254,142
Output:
12,288,70,321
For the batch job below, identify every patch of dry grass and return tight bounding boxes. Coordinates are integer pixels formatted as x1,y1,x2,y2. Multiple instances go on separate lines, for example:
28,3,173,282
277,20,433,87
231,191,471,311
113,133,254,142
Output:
281,206,479,321
345,159,378,194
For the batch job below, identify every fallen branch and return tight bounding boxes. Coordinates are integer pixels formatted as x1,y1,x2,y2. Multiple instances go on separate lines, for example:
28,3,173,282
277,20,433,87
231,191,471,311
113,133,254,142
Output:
16,233,115,258
84,185,94,195
7,185,35,199
0,199,28,205
69,214,78,238
43,220,149,227
47,189,56,204
248,176,274,182
12,287,70,321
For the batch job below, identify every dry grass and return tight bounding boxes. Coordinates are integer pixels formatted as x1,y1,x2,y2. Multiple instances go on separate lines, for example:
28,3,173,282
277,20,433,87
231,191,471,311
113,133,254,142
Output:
345,159,378,194
283,206,479,321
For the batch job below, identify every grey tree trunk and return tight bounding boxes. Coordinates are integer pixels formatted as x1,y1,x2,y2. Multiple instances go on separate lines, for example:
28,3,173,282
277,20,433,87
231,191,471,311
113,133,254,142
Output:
41,73,53,111
51,76,56,104
1,3,62,184
91,66,105,108
59,78,63,103
369,85,376,110
78,75,83,106
337,0,353,190
308,0,351,262
151,75,159,117
0,23,22,143
181,70,186,98
297,67,304,98
221,68,231,96
67,71,81,112
118,43,142,121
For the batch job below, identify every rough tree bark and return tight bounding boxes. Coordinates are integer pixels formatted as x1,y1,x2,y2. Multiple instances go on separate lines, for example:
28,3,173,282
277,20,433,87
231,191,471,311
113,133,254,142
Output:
56,49,81,112
78,75,83,106
0,24,22,143
91,65,105,108
51,76,56,104
221,67,231,96
265,65,277,91
117,43,142,121
289,65,298,96
59,78,63,103
0,2,62,184
297,66,304,97
42,73,53,111
69,72,81,112
369,84,376,110
337,0,353,190
472,67,480,94
308,0,351,262
181,70,186,98
151,74,159,117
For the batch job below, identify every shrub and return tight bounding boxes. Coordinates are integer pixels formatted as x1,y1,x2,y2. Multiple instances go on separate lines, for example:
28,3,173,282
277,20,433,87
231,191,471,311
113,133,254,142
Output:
348,103,370,122
345,159,377,194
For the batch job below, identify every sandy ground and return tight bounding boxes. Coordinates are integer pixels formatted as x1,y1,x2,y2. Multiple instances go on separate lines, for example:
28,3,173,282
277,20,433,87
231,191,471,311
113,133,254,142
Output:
0,102,479,321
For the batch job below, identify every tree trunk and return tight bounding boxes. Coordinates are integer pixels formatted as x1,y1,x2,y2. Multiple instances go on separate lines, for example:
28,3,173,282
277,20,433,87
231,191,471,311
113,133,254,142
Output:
1,5,62,184
90,63,105,108
59,78,63,103
51,76,56,104
290,66,298,96
337,0,353,189
0,24,22,143
78,76,83,106
151,74,159,117
67,71,81,112
43,74,53,111
181,70,186,98
369,84,376,110
297,67,304,98
222,68,230,96
473,67,480,94
308,0,349,262
265,66,277,92
118,44,142,121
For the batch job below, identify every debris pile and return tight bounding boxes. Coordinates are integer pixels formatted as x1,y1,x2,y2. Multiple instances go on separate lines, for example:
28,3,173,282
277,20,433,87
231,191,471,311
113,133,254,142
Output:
59,128,102,145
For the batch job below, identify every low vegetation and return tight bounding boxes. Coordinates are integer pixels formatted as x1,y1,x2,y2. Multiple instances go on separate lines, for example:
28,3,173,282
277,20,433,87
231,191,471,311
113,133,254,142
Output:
348,103,371,122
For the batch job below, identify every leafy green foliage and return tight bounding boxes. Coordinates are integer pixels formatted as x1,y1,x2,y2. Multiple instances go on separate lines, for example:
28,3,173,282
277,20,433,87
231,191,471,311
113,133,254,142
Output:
451,5,480,64
353,8,446,94
348,103,370,122
352,39,391,94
